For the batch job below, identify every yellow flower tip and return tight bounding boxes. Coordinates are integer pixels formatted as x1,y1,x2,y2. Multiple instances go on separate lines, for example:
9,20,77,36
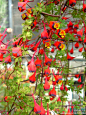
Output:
45,42,51,48
58,80,63,85
60,30,66,35
61,35,64,38
22,14,26,18
54,23,60,29
59,30,66,38
59,44,65,50
28,9,32,14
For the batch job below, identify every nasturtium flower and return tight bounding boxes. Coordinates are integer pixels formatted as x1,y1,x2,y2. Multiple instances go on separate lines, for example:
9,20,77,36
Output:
45,42,51,48
27,8,32,14
49,21,60,30
54,23,60,30
58,80,63,85
59,43,65,50
59,29,66,38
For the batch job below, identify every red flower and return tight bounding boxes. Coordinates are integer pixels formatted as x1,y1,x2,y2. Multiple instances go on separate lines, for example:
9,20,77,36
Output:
51,47,54,53
46,76,51,81
31,20,37,29
0,53,3,62
40,99,46,115
84,27,86,35
35,57,42,68
4,96,9,102
0,44,7,54
12,47,22,57
62,17,70,20
83,0,86,12
67,21,73,30
50,97,54,100
44,77,50,91
49,86,56,97
32,94,41,114
44,52,52,66
18,2,27,12
74,24,79,29
77,28,83,39
44,66,50,77
41,21,49,40
52,81,56,85
67,53,75,60
52,70,62,84
78,76,81,83
53,0,60,5
28,50,37,72
57,97,61,102
61,111,65,115
75,74,79,78
78,84,83,89
56,29,66,39
38,49,44,55
29,72,36,83
84,36,86,44
60,83,64,90
65,86,68,91
31,39,41,52
54,41,65,50
4,55,11,64
69,0,76,7
79,47,83,52
13,38,23,47
49,21,60,30
74,42,79,48
61,6,67,12
70,46,73,54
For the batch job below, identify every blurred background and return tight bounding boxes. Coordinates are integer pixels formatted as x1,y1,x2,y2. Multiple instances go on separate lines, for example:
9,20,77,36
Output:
0,0,40,42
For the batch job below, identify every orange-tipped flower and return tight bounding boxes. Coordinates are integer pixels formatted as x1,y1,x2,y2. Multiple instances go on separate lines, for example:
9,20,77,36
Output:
57,29,66,39
49,21,60,30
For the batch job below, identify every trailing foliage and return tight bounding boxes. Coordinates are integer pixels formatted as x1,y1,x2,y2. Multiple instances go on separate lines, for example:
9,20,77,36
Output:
0,0,86,114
